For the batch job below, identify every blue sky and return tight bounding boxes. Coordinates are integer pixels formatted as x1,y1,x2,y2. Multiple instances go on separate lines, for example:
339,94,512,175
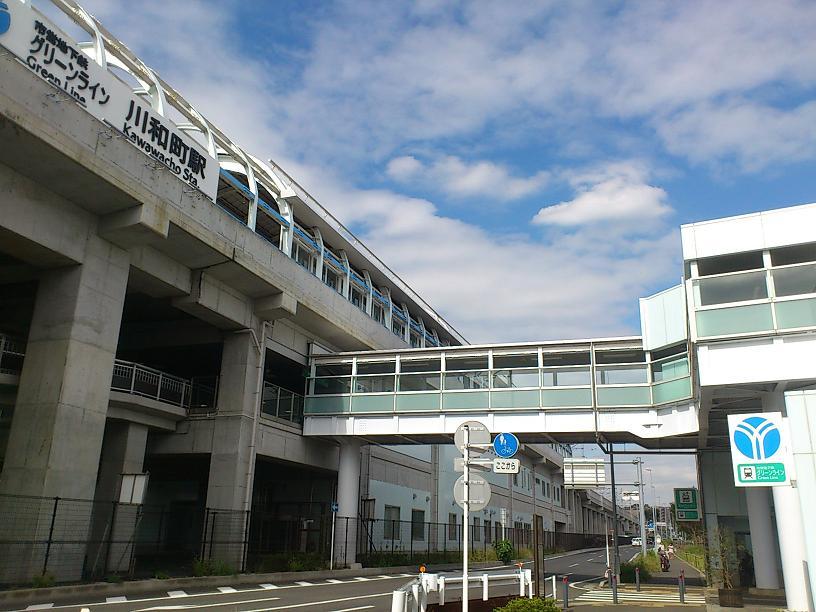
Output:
45,0,816,502
67,0,816,345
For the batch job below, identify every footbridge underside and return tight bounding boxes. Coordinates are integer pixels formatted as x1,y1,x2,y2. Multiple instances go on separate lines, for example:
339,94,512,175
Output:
302,337,699,448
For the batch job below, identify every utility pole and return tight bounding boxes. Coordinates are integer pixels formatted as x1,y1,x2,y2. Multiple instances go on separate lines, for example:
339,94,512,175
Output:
646,468,657,552
634,458,647,559
609,448,621,583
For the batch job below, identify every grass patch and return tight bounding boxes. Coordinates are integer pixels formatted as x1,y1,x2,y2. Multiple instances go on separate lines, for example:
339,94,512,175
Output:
31,573,55,589
494,596,560,612
620,551,659,583
192,558,236,576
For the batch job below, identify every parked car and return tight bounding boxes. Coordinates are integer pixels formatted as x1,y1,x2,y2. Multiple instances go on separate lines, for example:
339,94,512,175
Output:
631,537,642,546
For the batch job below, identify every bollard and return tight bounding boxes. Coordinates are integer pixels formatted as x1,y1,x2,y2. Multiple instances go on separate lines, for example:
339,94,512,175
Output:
611,571,618,605
519,568,525,596
526,569,533,599
679,569,685,603
438,576,445,606
635,566,640,592
391,589,406,612
562,575,569,609
483,574,489,601
551,574,557,600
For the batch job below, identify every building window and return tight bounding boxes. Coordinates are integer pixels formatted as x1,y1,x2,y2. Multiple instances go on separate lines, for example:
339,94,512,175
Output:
293,241,316,273
495,522,502,542
484,520,492,543
473,516,481,541
513,473,518,486
392,318,406,338
384,505,400,540
322,264,342,292
411,509,425,540
351,285,367,311
546,482,550,498
373,301,385,324
448,513,458,540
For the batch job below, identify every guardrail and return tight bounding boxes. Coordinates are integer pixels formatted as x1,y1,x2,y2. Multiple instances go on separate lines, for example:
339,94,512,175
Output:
391,569,533,612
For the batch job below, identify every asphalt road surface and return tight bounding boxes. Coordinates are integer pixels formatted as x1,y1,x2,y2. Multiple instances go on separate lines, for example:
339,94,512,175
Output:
2,547,640,612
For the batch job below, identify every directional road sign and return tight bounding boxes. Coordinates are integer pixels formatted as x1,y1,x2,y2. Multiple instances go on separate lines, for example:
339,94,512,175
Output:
454,474,492,511
674,487,700,521
493,432,520,458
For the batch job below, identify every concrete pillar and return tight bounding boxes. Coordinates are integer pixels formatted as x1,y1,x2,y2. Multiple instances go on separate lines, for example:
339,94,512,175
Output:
785,390,816,610
744,488,780,589
334,439,362,567
205,330,263,571
0,239,129,583
88,421,148,577
764,392,809,611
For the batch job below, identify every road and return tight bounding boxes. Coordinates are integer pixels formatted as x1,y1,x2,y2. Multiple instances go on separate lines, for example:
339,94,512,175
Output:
0,546,646,612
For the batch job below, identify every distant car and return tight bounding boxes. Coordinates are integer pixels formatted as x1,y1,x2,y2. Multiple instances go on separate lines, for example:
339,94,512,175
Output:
631,537,642,546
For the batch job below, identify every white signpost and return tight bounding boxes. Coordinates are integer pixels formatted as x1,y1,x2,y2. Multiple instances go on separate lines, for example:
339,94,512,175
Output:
563,457,607,489
727,412,794,487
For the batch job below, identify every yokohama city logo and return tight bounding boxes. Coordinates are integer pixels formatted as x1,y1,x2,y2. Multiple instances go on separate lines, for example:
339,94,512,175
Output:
733,416,781,460
0,2,11,35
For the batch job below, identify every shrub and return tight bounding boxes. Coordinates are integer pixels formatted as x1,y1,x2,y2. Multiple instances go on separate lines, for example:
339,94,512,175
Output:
253,552,326,572
494,596,560,612
192,557,236,576
105,574,123,583
494,540,514,564
153,570,170,580
620,552,657,583
31,573,55,588
471,548,498,562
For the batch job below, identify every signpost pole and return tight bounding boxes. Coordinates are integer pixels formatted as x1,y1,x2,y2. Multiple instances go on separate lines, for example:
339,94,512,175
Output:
462,425,469,612
636,459,647,559
329,503,337,570
609,449,621,585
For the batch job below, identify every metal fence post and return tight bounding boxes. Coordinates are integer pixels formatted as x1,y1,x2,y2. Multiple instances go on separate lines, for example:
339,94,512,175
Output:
104,500,118,576
679,569,685,603
242,509,251,572
42,497,60,576
344,517,349,567
635,565,640,591
208,512,217,560
200,509,209,560
562,575,569,609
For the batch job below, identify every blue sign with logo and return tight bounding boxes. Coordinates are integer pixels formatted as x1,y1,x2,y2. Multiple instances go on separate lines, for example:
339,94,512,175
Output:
733,416,781,460
331,501,339,513
0,2,11,35
493,432,519,458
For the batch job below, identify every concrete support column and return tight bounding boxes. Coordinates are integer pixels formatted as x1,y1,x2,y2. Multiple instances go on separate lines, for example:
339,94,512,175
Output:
0,238,128,583
88,421,148,577
205,329,263,570
744,488,780,589
763,392,809,611
334,439,362,567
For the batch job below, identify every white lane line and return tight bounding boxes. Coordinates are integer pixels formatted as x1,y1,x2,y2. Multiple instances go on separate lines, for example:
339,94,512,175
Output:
353,576,370,581
25,605,54,610
398,573,414,577
295,580,314,586
326,578,344,583
104,597,127,603
260,583,278,589
167,591,187,598
377,575,391,579
241,592,392,612
132,596,280,611
569,563,580,567
330,607,374,612
217,586,237,593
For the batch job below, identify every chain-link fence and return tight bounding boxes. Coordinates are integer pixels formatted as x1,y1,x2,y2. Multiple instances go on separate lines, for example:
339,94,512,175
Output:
0,493,627,585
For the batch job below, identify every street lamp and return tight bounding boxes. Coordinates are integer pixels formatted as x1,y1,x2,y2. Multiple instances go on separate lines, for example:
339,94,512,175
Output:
632,458,647,559
646,467,657,552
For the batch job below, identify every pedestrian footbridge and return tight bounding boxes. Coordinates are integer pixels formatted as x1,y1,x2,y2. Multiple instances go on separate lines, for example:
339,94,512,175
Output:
303,335,698,448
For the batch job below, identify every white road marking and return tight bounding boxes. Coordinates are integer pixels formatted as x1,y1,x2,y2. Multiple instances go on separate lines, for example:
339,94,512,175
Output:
166,591,187,598
216,587,237,593
25,605,54,610
377,575,391,579
353,576,370,581
398,573,414,577
104,597,127,603
330,607,374,612
576,588,705,603
295,580,314,586
326,578,344,583
241,592,392,612
569,563,580,567
133,596,280,611
260,583,278,589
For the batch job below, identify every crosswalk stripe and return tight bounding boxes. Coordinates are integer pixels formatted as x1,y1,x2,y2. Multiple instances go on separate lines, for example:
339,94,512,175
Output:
260,583,279,589
105,596,127,603
167,590,187,597
326,578,344,583
577,589,705,603
25,605,54,610
295,580,314,586
377,575,391,579
217,586,237,593
353,576,370,581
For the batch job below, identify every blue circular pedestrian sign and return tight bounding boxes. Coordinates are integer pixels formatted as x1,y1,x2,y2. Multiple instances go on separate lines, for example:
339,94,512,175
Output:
493,432,519,458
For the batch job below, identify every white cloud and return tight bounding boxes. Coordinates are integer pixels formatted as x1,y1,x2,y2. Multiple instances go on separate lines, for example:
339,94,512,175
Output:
533,163,672,227
387,155,550,201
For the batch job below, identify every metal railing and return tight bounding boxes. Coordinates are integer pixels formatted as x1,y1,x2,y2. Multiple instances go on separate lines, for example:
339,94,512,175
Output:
261,381,304,425
110,360,218,414
0,334,25,375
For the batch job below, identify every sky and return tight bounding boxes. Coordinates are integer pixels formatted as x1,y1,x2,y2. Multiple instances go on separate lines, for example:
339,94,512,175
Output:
47,0,816,502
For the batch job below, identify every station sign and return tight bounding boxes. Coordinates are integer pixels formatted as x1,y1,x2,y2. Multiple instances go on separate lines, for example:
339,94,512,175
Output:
727,412,794,487
0,1,218,200
674,487,700,521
